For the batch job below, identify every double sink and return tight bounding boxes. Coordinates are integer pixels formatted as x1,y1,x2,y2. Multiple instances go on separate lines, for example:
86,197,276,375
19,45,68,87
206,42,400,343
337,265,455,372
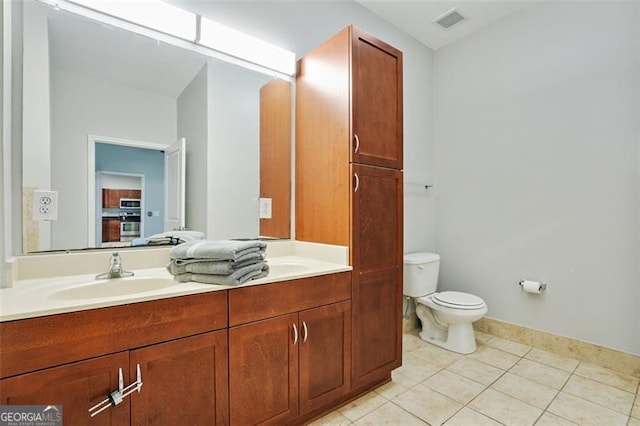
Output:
45,261,315,301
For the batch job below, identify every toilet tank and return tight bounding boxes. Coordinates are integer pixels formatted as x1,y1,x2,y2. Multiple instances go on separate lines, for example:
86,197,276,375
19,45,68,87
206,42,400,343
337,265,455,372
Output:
403,252,440,297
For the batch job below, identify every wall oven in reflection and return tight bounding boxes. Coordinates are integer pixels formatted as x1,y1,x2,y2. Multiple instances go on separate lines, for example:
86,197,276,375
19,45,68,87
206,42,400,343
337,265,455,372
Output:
120,221,140,241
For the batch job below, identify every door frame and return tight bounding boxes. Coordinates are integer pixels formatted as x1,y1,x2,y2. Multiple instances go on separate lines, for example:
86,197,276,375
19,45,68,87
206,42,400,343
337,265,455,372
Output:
87,135,169,247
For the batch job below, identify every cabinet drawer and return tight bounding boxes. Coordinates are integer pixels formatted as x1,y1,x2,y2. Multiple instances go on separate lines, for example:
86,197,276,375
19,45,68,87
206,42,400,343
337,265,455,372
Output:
0,291,228,379
229,272,351,326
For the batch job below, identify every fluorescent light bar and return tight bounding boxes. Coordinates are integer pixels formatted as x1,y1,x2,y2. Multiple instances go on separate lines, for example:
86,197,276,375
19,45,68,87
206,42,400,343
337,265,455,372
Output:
67,0,197,41
199,17,295,76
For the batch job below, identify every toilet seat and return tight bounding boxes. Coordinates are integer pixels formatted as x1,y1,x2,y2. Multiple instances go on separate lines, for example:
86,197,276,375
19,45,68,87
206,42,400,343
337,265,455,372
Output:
427,291,486,310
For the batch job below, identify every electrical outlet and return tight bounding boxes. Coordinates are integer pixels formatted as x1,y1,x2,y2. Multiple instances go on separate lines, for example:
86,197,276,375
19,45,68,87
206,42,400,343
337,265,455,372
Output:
33,190,59,221
259,198,272,219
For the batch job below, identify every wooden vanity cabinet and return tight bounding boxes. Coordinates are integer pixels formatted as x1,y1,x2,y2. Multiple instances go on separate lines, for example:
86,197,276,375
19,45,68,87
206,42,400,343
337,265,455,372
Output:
0,352,131,425
0,292,229,425
296,25,404,392
130,331,229,425
228,273,351,425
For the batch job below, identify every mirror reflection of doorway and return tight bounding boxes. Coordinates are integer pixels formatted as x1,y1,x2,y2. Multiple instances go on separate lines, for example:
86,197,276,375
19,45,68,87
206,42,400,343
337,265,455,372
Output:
94,143,165,247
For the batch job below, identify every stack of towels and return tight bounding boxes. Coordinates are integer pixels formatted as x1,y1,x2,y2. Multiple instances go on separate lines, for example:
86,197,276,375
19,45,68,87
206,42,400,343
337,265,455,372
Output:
167,239,269,285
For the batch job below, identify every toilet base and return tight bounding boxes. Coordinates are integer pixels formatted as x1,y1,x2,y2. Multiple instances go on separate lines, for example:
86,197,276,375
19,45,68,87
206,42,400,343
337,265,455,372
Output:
419,322,478,354
415,303,480,354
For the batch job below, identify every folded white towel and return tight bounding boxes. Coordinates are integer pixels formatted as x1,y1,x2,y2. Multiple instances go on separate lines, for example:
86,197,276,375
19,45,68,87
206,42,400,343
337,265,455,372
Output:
169,239,266,261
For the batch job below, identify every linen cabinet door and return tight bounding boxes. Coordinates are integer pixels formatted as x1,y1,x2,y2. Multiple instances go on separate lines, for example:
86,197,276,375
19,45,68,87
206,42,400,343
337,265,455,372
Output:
299,301,351,415
229,314,299,426
130,331,229,426
351,27,403,169
351,164,403,389
0,352,130,425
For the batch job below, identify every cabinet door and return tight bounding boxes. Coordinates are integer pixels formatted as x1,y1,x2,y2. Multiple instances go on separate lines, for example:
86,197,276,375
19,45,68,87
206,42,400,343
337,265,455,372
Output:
229,314,299,426
0,352,129,425
351,27,403,169
351,164,403,389
299,301,351,415
130,331,228,426
352,164,403,273
103,189,120,208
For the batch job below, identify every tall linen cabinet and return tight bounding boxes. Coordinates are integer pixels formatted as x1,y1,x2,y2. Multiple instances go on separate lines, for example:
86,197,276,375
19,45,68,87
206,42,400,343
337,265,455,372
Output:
296,25,403,390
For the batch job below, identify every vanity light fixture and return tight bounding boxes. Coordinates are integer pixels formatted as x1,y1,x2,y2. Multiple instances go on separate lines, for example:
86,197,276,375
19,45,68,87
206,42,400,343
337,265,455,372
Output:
67,0,197,41
198,17,296,76
38,0,295,77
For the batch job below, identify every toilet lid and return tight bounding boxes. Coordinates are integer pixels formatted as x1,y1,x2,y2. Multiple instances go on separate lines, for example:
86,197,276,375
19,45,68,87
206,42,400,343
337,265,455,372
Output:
432,291,485,309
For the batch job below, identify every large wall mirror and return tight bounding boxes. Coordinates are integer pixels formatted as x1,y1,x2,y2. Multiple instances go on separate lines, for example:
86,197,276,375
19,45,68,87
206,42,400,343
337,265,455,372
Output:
16,0,292,254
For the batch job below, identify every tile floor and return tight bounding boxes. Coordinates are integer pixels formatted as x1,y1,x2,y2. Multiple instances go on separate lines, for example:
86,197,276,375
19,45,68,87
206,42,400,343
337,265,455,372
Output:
311,331,640,426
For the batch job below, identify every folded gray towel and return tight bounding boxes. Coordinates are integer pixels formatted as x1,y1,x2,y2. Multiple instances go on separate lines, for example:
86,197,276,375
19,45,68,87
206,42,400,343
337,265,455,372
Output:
173,263,269,286
172,251,265,266
166,254,265,276
169,239,266,261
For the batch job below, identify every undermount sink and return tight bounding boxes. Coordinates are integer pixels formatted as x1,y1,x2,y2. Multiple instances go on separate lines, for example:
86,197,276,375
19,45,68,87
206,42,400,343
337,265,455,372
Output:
268,262,312,275
48,277,178,300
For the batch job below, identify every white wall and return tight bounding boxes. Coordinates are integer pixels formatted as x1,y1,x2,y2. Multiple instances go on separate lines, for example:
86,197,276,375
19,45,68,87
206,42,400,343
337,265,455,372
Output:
177,65,208,235
207,61,267,239
434,3,640,354
173,0,436,252
22,1,51,250
49,69,176,250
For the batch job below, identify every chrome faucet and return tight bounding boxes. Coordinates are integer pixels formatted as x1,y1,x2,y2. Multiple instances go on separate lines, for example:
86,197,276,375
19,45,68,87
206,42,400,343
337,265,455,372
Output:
96,252,135,280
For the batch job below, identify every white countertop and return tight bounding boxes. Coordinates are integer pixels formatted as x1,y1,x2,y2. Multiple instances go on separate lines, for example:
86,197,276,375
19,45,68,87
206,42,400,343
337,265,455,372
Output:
0,255,351,322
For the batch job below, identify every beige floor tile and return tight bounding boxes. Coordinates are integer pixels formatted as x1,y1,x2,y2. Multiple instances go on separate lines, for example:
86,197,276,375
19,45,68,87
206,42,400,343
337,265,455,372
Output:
534,412,578,425
375,375,412,400
308,410,353,426
475,331,493,345
574,362,640,393
491,372,558,409
629,417,640,426
353,402,427,426
398,350,442,381
485,335,532,357
443,407,502,426
632,403,640,419
423,369,485,404
409,342,464,368
446,358,504,386
391,368,433,390
470,345,521,370
338,391,387,422
403,332,427,353
525,348,579,372
392,383,463,425
563,374,635,415
469,388,543,426
548,392,629,426
510,358,571,389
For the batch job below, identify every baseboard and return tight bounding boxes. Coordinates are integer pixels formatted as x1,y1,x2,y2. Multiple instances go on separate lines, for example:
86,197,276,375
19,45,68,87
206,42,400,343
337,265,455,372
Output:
402,313,419,333
474,317,640,378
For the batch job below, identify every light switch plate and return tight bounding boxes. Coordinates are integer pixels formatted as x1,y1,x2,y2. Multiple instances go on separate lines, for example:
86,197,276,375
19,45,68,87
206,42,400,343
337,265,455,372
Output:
259,198,272,219
33,190,59,221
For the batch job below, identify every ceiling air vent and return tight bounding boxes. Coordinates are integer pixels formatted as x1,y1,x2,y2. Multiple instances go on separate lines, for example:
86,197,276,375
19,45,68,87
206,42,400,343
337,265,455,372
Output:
434,8,466,30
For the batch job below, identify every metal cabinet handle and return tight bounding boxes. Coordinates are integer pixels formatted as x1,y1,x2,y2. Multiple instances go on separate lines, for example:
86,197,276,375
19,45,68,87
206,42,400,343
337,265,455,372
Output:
292,323,298,345
302,321,308,343
354,173,360,192
89,364,143,418
354,134,360,154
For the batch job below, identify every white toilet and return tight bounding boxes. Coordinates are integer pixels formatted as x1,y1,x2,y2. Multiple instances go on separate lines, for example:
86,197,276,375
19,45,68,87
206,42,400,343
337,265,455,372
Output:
403,252,488,354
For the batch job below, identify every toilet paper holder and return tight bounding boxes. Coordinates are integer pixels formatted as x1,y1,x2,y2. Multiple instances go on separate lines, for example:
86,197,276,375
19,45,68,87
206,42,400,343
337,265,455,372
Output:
518,280,547,292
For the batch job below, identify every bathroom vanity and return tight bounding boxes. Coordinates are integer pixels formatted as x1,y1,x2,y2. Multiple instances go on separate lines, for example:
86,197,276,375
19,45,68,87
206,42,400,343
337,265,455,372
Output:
0,248,360,425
